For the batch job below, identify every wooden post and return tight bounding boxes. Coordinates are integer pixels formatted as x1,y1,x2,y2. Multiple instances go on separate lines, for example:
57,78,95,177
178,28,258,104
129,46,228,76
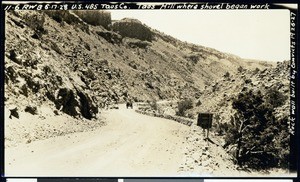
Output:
207,128,209,139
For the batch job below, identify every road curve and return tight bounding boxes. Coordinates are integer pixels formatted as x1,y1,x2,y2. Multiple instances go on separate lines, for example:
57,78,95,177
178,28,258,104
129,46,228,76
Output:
5,104,190,177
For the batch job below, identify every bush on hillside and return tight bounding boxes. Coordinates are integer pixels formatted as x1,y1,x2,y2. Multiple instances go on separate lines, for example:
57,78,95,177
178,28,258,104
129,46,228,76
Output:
126,38,151,49
96,30,122,44
184,54,200,64
149,99,158,111
24,13,46,37
44,10,66,23
224,72,230,78
176,98,193,117
224,89,290,169
44,10,82,25
265,87,288,107
237,66,245,73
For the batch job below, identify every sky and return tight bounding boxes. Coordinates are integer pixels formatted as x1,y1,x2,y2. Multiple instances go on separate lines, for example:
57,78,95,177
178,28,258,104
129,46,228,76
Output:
111,9,290,62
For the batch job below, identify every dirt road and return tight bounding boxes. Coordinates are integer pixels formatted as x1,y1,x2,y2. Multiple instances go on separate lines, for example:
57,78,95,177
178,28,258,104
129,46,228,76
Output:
5,104,190,177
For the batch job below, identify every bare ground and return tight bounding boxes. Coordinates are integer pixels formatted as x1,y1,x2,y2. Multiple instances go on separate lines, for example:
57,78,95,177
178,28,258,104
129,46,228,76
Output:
5,104,190,177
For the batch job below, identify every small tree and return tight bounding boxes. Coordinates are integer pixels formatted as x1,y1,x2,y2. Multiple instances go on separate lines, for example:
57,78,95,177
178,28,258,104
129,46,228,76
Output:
226,90,280,169
176,98,193,117
149,99,158,111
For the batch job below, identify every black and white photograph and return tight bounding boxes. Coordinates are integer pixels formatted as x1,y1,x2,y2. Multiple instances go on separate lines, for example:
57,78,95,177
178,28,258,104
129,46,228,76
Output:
2,1,298,178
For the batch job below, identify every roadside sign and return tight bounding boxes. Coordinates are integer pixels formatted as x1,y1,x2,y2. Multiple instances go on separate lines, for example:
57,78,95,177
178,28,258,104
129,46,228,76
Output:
197,113,213,129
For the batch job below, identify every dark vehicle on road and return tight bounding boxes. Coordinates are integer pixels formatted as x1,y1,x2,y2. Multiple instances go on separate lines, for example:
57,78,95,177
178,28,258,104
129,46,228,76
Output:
126,101,133,109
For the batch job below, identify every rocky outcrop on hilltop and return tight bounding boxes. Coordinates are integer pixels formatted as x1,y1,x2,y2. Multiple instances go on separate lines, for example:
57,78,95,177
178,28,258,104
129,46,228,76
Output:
111,18,154,41
73,10,111,29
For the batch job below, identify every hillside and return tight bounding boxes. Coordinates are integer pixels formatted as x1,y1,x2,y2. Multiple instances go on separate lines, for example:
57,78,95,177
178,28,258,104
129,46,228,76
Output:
4,10,274,119
4,10,290,175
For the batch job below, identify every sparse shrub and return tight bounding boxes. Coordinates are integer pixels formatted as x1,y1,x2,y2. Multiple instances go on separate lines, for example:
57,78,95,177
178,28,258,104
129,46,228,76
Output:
273,116,290,168
43,65,51,75
237,66,244,73
81,68,96,80
26,77,40,93
5,66,18,83
265,87,288,107
56,75,63,85
218,122,229,136
195,91,202,99
133,97,139,102
176,98,193,117
244,79,252,84
78,24,90,34
24,13,45,32
224,71,230,78
44,10,65,23
126,39,151,49
24,12,46,38
185,54,199,64
96,30,122,44
73,10,111,29
23,59,38,68
45,10,83,25
149,99,158,111
253,67,260,74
